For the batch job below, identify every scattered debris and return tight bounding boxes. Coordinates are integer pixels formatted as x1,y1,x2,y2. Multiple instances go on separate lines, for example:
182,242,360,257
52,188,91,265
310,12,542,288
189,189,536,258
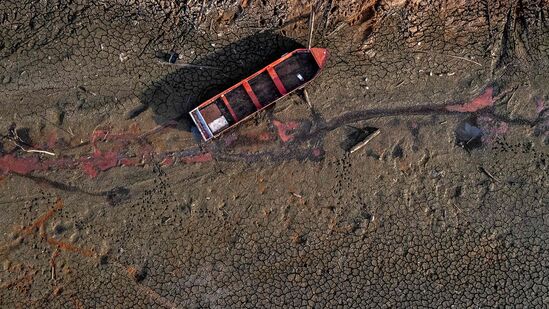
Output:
49,248,57,280
392,144,404,158
197,0,206,26
350,129,380,154
447,54,482,67
126,104,149,120
127,265,147,282
3,123,56,156
18,148,56,156
119,52,129,62
479,166,499,182
291,192,303,199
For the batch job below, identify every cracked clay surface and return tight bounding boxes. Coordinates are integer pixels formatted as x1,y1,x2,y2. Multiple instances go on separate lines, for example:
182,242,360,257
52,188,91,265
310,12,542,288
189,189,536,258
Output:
1,0,548,307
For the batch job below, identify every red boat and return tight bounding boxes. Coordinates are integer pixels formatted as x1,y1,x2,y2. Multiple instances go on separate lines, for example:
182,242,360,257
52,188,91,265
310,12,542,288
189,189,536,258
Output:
189,48,329,141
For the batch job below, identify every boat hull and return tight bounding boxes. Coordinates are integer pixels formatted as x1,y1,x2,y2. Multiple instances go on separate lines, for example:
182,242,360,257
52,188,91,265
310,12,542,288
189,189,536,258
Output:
190,48,328,141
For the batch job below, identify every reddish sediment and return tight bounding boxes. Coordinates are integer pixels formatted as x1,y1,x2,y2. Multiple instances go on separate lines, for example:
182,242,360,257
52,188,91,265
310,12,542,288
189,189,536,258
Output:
446,88,494,112
272,120,300,142
0,155,42,175
0,124,212,178
180,152,213,164
81,151,120,178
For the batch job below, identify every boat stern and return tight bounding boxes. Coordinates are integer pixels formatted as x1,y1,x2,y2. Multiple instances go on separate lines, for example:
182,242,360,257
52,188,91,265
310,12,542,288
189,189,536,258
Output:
310,48,329,69
189,109,214,141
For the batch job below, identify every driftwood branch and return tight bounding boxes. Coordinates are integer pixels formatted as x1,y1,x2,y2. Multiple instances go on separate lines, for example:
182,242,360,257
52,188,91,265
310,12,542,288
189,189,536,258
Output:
307,4,315,49
350,129,380,154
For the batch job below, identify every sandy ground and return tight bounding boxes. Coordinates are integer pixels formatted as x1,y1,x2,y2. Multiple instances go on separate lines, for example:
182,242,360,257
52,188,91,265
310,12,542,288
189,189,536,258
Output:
1,0,548,307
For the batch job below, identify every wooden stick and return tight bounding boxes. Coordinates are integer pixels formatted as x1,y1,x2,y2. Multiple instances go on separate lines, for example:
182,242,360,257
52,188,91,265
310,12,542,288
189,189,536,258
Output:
292,192,303,199
350,129,380,154
479,166,499,182
307,4,315,49
197,0,206,26
6,130,56,156
447,55,482,67
327,23,345,38
25,149,56,156
158,61,220,70
322,0,333,37
303,89,313,108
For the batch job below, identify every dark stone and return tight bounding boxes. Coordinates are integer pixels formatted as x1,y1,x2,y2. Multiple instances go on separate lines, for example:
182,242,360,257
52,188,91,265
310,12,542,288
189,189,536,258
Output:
105,186,130,206
168,52,179,64
54,224,66,234
392,144,404,158
455,117,483,151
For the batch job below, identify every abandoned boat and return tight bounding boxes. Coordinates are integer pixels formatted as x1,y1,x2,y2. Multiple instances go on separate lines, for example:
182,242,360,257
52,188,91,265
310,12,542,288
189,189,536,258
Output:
189,48,329,141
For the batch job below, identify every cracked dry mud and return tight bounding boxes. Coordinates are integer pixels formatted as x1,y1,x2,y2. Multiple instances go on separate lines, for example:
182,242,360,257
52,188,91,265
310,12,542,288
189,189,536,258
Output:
1,0,548,307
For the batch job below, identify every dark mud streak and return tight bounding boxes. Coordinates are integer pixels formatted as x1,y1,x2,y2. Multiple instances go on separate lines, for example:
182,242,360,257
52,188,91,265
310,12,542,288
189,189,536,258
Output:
1,86,538,175
207,87,548,163
16,174,103,197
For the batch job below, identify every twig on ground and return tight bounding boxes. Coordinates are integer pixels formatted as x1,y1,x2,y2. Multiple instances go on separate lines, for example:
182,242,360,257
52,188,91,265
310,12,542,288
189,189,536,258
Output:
446,55,482,67
479,166,499,182
303,89,313,108
322,0,333,37
23,148,56,156
292,192,303,199
326,23,345,38
157,61,220,70
307,4,315,49
197,0,206,26
4,124,56,156
350,129,381,154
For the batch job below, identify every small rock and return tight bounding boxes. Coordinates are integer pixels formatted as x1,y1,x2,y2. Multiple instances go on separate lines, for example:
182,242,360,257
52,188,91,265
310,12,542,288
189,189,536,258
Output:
119,52,129,62
455,118,483,151
105,186,130,206
128,265,147,282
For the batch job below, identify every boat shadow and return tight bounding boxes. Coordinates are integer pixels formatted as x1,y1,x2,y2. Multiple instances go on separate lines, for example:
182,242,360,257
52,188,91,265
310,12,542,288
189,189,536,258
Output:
138,31,303,131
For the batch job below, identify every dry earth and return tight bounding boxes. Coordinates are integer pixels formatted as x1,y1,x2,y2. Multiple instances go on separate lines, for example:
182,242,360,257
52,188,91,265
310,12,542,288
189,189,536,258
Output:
1,0,548,307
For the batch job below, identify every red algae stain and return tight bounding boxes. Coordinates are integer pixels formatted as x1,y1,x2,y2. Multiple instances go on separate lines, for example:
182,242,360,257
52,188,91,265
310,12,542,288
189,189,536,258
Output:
0,124,212,178
46,131,58,149
272,120,300,142
0,155,42,175
312,148,322,157
258,132,274,142
242,131,275,144
81,162,98,178
93,151,119,171
161,157,175,166
81,151,119,178
446,88,494,112
119,158,140,167
180,153,213,164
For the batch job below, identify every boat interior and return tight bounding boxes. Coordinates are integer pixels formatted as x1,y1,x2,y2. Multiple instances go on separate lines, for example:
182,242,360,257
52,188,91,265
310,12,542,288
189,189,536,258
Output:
194,50,322,138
